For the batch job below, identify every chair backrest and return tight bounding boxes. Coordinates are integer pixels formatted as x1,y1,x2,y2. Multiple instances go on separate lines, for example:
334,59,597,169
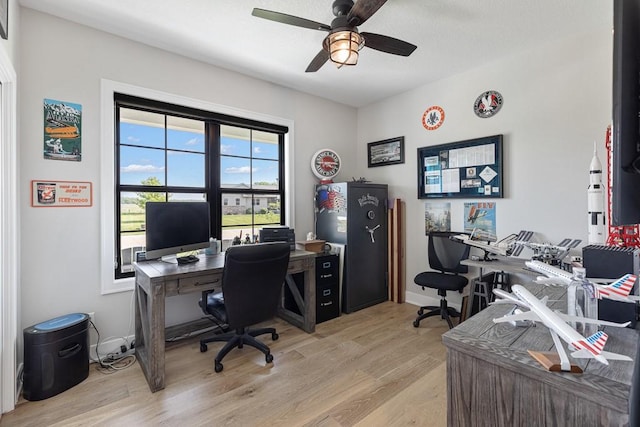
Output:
428,231,470,274
221,242,291,329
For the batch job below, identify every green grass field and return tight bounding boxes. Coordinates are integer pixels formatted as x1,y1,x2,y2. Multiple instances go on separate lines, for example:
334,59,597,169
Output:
121,211,279,232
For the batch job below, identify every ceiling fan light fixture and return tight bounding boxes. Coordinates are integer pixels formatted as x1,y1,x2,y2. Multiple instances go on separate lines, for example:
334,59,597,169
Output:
326,30,363,67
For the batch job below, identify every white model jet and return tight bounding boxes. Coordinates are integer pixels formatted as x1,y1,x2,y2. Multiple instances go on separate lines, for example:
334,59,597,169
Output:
493,285,632,369
525,260,639,302
452,230,534,261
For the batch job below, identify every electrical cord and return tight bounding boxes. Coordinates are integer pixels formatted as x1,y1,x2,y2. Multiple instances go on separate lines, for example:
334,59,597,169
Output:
89,319,136,374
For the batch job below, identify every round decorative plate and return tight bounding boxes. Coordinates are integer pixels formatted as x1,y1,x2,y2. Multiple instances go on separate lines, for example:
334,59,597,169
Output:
474,90,503,118
311,149,341,180
422,106,445,130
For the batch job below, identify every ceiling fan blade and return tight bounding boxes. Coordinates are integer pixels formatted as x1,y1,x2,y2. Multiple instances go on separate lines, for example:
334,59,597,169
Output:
252,8,331,31
305,49,330,73
361,32,417,56
347,0,388,27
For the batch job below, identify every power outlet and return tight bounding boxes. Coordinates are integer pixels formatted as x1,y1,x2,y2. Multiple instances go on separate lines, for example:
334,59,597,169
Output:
87,312,95,324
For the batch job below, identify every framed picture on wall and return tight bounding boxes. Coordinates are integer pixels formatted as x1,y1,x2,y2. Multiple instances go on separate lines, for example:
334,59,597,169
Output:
417,134,503,199
367,136,405,167
0,0,7,40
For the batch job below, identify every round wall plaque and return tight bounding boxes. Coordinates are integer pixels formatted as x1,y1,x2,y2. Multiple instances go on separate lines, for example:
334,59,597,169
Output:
311,148,341,180
422,106,445,131
474,90,503,118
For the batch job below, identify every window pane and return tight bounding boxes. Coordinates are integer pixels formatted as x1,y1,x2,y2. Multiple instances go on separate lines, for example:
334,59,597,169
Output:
221,125,250,157
252,131,279,160
119,146,166,186
167,151,205,187
252,159,279,189
220,156,251,188
167,116,205,153
220,193,280,244
119,108,165,149
119,191,156,274
168,193,206,202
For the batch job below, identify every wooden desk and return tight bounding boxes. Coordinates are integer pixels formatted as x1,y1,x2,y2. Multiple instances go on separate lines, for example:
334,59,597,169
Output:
443,283,639,426
134,250,316,392
461,257,535,276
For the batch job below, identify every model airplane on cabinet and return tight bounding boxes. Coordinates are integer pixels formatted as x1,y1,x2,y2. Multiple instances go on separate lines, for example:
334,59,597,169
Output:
492,285,632,370
452,230,534,261
525,260,639,303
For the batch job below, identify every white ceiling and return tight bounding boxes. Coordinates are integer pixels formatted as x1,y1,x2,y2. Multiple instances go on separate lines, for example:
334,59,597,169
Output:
19,0,612,108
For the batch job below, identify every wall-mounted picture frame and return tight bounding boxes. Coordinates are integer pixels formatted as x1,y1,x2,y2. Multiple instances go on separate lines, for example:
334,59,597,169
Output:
367,136,405,167
0,0,7,40
417,134,503,199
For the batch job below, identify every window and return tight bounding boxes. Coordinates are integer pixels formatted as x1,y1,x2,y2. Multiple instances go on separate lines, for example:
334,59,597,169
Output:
114,94,287,279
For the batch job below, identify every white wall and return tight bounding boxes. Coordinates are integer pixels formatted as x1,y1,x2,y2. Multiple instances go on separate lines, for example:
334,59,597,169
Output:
18,9,357,346
356,25,613,308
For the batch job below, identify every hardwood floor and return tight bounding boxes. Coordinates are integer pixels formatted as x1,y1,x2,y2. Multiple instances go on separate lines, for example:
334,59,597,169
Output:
1,302,450,426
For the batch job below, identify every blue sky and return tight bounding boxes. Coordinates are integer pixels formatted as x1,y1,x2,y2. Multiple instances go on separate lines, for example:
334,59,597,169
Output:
119,122,279,187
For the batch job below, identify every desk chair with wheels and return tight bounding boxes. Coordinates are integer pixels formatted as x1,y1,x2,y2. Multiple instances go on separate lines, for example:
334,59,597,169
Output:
198,242,290,373
413,231,470,329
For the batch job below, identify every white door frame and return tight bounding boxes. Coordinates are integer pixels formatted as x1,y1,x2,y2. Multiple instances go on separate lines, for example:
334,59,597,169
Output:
0,43,18,413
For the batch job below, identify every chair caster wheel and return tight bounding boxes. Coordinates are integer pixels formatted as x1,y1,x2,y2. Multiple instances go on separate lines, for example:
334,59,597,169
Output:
272,332,279,341
413,320,420,328
200,343,208,352
214,362,223,373
266,353,273,363
417,309,424,316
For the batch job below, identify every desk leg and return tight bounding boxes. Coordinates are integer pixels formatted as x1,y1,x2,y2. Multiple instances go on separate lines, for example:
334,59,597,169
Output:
302,267,316,333
277,262,316,333
135,279,166,392
465,268,484,321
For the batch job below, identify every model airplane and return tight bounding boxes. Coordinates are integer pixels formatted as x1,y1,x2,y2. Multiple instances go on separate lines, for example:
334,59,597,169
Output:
452,230,534,261
493,285,632,369
525,260,639,303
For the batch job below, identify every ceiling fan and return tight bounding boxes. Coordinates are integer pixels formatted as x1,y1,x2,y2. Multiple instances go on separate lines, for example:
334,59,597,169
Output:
252,0,417,72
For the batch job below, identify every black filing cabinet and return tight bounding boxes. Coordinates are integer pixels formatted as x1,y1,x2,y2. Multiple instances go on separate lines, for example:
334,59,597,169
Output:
284,254,340,324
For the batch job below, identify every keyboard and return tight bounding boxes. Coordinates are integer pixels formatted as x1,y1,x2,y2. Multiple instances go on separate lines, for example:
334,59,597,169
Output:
177,255,199,265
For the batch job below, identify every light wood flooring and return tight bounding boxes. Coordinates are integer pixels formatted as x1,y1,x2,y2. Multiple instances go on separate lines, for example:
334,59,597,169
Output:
1,301,450,426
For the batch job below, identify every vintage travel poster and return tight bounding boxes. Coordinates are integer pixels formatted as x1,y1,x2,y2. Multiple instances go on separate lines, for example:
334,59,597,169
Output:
424,202,451,234
43,98,82,161
463,202,497,241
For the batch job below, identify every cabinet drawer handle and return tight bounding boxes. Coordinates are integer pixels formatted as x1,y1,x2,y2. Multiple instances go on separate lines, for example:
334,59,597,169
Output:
193,278,219,286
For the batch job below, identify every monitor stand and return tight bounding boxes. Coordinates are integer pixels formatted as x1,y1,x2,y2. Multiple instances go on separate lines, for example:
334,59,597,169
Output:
160,255,178,264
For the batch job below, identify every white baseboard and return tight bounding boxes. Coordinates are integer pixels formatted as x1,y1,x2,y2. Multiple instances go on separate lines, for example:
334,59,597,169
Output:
404,290,462,312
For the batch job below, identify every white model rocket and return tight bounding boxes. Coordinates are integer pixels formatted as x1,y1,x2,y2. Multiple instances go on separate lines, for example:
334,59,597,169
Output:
588,142,605,244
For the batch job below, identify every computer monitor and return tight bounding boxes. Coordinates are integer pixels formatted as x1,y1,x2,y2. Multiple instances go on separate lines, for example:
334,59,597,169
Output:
145,201,211,260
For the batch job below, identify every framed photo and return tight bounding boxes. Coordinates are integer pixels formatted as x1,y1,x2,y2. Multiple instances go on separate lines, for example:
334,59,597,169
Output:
367,136,405,167
0,0,7,40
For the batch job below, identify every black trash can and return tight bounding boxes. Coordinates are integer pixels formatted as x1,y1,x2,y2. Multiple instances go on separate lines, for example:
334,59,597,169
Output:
23,313,90,401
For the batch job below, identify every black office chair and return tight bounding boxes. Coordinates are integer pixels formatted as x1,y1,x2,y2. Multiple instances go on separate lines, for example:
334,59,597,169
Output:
413,231,470,329
198,242,291,373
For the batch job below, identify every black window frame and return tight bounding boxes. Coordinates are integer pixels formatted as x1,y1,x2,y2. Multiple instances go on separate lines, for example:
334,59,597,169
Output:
114,93,287,279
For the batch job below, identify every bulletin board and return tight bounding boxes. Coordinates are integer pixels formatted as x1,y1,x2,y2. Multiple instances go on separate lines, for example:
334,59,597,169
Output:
417,134,503,199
